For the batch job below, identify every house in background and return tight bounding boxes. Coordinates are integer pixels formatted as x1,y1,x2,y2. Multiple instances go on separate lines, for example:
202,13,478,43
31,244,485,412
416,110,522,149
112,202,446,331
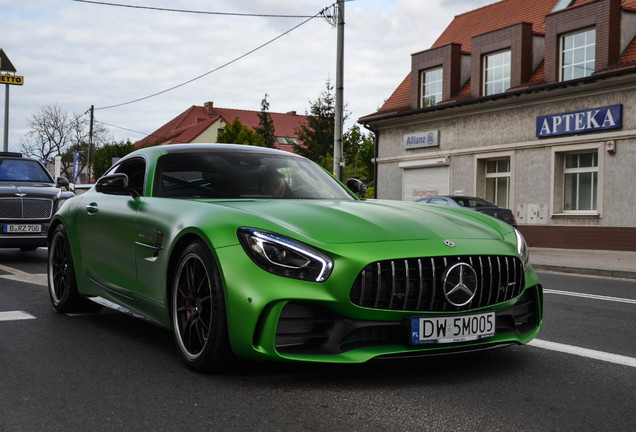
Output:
134,101,308,152
359,0,636,251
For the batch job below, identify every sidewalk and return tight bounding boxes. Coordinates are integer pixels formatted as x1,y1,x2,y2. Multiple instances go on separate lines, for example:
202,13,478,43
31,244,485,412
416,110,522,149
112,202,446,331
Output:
529,247,636,280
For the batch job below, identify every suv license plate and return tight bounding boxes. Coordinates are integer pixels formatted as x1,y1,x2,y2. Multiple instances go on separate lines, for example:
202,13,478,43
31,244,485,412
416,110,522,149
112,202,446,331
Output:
3,224,42,233
410,311,495,345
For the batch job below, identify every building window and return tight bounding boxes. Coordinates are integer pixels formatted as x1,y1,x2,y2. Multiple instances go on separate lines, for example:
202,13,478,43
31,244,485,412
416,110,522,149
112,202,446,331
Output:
564,152,597,211
552,0,575,12
483,50,510,96
421,67,442,107
485,159,510,207
561,28,595,81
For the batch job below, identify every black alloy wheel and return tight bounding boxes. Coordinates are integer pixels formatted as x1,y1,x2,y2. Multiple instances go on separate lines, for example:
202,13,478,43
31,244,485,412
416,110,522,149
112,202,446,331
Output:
48,224,89,312
171,241,232,372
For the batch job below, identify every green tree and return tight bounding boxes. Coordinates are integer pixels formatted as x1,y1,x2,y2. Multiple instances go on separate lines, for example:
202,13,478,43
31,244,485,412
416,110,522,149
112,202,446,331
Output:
61,142,90,183
254,94,276,148
294,79,336,169
343,124,375,185
92,140,136,180
216,117,261,146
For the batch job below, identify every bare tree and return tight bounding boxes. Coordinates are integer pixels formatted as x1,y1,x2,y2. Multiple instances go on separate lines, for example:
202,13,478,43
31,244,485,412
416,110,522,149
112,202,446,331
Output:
20,104,70,161
19,104,111,181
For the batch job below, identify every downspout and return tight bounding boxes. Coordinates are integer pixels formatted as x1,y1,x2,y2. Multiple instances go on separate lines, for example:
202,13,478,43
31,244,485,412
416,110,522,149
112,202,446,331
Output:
362,123,379,199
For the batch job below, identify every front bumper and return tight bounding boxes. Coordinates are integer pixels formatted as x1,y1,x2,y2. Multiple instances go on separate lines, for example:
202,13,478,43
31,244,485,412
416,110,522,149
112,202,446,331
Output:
217,241,543,364
0,222,50,249
273,285,541,357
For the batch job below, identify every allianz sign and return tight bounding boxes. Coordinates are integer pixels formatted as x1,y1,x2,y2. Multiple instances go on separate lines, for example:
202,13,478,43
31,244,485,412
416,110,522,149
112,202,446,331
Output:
536,104,622,138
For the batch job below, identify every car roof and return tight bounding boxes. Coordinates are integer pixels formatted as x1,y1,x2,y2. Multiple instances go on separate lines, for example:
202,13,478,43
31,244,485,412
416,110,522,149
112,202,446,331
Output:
125,143,305,166
0,151,26,160
160,143,301,157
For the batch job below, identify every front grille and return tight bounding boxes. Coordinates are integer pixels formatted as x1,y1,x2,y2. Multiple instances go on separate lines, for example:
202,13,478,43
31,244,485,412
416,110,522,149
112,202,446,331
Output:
275,286,540,355
274,303,403,355
350,255,524,312
0,197,53,220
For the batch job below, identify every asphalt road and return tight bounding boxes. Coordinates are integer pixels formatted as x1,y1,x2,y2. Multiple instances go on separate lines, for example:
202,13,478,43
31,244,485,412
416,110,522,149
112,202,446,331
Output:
1,249,635,431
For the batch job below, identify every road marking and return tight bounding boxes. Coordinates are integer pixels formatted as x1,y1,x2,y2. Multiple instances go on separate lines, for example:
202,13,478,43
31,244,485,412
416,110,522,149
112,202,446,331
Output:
544,288,636,305
0,263,47,287
0,311,36,321
529,339,636,368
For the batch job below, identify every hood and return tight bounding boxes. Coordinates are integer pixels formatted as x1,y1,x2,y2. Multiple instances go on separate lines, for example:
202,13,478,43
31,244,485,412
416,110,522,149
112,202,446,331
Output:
0,182,62,199
215,199,508,244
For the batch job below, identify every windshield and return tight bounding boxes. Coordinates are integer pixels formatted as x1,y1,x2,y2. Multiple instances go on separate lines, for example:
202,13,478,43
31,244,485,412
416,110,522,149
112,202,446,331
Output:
153,151,354,200
0,159,53,182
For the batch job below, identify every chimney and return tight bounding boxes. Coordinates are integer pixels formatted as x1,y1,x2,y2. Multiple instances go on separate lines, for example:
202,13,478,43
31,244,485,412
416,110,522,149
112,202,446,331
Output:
204,101,214,115
286,111,297,116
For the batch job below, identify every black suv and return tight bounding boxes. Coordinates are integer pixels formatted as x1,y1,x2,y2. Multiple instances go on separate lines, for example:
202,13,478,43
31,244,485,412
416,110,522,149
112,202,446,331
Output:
0,152,75,250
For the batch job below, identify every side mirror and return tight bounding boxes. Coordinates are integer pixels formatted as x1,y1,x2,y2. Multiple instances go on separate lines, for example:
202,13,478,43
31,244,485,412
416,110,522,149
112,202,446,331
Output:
56,176,70,190
95,173,137,197
346,178,367,198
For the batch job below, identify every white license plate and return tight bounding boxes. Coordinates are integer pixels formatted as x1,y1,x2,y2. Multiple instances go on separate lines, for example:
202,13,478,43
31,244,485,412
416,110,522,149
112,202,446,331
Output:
410,311,495,345
3,224,42,233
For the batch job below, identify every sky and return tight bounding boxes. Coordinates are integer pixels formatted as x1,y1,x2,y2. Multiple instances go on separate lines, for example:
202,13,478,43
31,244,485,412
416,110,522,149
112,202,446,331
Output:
1,0,495,153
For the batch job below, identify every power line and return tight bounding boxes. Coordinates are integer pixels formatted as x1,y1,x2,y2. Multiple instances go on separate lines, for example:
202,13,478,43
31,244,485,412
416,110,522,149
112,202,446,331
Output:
70,0,327,18
94,119,165,141
95,5,334,111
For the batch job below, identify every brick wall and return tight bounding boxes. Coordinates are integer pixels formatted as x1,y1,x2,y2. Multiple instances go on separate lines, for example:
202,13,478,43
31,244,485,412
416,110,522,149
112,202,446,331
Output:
544,0,621,83
519,225,636,251
470,22,534,97
410,43,462,108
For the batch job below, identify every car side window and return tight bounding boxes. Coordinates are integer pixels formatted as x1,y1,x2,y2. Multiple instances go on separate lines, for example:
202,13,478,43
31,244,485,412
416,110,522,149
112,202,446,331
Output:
112,158,146,195
430,198,448,205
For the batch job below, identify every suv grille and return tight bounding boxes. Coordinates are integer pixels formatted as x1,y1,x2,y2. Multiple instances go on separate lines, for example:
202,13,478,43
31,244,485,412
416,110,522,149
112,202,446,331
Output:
350,255,524,312
0,197,54,220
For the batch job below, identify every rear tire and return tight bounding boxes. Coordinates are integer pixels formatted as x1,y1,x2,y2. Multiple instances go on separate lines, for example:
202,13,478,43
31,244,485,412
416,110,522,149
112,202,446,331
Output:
171,241,233,372
48,224,100,313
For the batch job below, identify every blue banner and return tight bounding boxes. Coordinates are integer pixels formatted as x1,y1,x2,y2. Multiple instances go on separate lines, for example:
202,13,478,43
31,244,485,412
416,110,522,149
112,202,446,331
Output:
73,151,80,183
536,104,622,138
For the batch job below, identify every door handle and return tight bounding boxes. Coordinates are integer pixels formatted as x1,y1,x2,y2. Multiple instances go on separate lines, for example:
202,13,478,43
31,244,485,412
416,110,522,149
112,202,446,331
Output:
86,203,98,214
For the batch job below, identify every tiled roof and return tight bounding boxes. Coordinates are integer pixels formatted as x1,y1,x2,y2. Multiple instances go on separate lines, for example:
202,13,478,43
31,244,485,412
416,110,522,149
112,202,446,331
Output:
134,103,308,150
432,0,558,52
373,73,411,115
361,0,636,122
623,0,636,10
618,38,636,65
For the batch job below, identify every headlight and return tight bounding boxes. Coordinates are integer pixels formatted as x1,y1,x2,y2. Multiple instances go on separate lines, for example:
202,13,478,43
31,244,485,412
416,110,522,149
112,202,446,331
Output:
237,228,333,282
514,228,530,269
56,198,69,211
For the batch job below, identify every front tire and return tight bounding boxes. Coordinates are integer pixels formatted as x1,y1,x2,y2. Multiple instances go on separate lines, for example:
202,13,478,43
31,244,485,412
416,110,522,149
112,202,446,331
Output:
48,224,94,312
171,241,233,372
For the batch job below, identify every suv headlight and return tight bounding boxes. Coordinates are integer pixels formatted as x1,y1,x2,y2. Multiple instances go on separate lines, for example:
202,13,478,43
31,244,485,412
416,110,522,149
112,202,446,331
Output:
514,228,530,269
56,198,70,212
238,228,333,282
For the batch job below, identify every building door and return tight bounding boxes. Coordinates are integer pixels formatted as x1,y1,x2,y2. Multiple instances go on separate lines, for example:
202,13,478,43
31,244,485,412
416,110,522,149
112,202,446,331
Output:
402,166,450,201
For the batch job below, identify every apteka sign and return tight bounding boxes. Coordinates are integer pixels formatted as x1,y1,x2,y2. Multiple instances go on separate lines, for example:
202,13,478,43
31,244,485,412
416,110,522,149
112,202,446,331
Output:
536,104,622,138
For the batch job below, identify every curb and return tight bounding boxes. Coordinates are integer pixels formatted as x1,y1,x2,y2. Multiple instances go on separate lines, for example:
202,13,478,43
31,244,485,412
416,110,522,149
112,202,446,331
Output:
532,264,636,280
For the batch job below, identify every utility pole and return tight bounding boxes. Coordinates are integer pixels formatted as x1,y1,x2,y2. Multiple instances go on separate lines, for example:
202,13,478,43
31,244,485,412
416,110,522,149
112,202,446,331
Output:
87,105,94,183
3,83,8,152
1,49,24,152
333,0,345,181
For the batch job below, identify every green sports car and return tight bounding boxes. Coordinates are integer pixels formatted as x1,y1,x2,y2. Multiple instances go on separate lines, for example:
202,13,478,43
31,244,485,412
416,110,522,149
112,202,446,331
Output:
47,143,542,371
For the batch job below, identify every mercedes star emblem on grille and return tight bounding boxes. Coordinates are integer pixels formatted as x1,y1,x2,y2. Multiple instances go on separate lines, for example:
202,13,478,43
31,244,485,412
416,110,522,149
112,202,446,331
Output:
442,262,478,307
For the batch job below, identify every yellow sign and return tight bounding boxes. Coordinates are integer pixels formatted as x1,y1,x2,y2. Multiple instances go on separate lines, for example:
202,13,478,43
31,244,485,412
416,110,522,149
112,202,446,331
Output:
0,74,24,85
